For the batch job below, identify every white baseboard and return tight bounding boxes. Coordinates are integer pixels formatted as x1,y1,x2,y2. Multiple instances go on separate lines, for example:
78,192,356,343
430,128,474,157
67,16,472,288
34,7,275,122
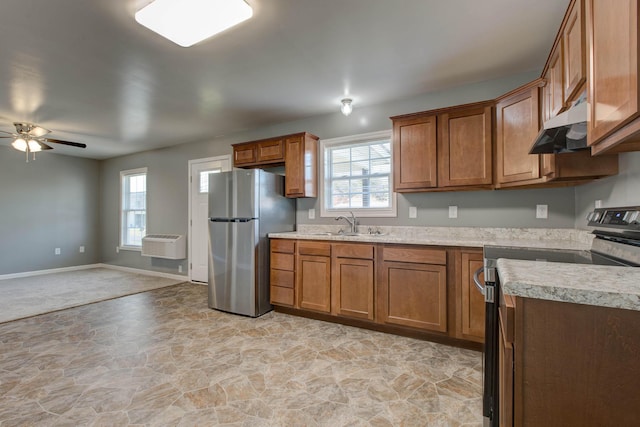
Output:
0,264,103,281
0,263,188,282
98,264,188,282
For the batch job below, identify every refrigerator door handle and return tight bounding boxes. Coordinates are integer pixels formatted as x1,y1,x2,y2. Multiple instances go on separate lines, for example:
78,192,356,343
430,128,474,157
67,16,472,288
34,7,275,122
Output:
210,218,257,223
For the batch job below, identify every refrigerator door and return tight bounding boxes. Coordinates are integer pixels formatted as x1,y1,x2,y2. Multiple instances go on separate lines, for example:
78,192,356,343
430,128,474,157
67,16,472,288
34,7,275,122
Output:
208,218,259,316
209,169,258,220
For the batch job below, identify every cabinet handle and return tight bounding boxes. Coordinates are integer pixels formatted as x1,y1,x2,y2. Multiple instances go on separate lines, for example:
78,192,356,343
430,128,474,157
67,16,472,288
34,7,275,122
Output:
473,266,485,295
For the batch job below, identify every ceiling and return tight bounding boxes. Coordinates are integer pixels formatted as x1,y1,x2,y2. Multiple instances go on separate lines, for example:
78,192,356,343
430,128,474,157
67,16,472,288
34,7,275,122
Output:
0,0,569,159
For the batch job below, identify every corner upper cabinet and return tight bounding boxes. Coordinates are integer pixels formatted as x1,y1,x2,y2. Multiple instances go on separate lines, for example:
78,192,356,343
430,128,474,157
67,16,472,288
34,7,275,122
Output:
495,80,544,186
284,132,318,198
232,132,318,198
563,0,586,104
587,0,640,154
392,113,437,191
542,42,565,123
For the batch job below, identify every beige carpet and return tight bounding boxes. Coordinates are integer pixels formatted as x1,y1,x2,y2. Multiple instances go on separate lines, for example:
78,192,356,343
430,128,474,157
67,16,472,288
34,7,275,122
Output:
0,267,185,323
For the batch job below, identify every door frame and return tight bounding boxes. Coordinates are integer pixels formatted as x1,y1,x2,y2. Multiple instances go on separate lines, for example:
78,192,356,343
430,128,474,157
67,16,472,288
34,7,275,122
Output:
187,155,232,283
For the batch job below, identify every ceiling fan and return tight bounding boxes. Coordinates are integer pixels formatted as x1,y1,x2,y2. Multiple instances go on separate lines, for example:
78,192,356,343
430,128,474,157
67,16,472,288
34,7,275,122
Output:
0,122,87,162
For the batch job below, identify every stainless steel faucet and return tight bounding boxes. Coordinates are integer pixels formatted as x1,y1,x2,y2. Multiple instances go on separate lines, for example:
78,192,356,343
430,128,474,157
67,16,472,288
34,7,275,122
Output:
335,211,357,234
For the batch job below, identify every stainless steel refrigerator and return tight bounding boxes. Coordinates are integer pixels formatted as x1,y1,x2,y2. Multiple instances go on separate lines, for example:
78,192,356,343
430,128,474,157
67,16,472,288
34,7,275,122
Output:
208,169,295,317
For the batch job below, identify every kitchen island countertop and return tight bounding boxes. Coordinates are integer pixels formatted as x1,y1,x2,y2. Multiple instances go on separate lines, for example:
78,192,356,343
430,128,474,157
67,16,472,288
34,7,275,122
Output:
497,258,640,311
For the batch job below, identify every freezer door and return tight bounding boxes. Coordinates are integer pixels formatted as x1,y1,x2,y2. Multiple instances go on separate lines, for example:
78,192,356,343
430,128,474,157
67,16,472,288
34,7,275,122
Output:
209,169,258,220
208,219,259,317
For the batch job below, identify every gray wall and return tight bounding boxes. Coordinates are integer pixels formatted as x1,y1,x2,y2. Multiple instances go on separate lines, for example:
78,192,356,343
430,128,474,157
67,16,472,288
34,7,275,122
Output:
99,69,583,275
0,146,100,275
574,151,640,228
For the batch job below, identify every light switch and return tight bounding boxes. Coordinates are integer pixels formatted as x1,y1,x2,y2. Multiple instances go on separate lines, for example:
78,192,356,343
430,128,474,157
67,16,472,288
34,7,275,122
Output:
536,204,548,219
409,206,417,219
54,248,61,255
79,246,85,253
308,208,316,219
449,206,458,219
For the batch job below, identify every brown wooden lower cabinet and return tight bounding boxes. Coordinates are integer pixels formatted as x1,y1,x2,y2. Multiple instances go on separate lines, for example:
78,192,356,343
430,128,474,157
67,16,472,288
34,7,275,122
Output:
269,239,485,349
297,242,331,313
458,249,486,342
500,295,640,426
332,243,375,320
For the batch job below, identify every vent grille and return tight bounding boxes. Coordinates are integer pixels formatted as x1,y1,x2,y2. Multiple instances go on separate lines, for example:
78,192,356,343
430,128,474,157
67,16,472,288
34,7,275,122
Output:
141,234,186,259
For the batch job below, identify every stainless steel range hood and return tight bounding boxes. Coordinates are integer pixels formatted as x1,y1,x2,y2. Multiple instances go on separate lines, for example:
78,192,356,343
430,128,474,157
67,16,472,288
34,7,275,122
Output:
529,100,587,154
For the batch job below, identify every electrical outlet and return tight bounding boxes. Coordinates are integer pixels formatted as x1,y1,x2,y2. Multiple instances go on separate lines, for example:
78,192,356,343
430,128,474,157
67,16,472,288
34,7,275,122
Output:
408,206,417,219
448,206,458,219
79,246,85,253
308,208,316,220
536,204,548,219
178,265,183,273
116,246,120,253
54,248,61,255
595,200,603,208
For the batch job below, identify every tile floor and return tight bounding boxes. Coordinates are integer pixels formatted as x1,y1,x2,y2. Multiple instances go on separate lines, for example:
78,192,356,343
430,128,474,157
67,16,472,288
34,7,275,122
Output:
0,283,483,426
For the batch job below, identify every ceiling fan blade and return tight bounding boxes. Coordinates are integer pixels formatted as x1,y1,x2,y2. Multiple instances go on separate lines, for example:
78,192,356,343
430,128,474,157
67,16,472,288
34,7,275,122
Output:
44,138,87,148
0,136,15,139
0,129,16,136
38,142,54,150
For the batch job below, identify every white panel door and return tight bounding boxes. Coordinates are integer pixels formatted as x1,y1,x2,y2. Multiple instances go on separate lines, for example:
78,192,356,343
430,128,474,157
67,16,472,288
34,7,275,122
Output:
189,156,231,283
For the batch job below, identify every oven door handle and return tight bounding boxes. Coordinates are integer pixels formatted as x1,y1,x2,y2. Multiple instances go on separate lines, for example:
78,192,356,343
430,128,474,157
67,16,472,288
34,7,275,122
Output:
473,266,485,295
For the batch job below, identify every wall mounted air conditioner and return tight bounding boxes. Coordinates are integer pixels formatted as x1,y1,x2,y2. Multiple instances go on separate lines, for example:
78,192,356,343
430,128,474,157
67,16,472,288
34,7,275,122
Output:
141,234,186,259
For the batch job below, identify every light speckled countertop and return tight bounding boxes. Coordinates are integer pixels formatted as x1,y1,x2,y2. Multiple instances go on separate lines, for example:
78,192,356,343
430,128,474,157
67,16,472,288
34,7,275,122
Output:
269,226,593,250
497,259,640,311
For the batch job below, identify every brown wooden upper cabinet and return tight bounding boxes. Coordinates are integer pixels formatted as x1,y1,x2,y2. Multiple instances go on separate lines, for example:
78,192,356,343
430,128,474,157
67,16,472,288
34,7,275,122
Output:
587,0,640,155
496,79,618,187
392,101,493,192
563,0,586,104
542,42,565,123
232,132,318,198
495,80,544,187
284,133,318,198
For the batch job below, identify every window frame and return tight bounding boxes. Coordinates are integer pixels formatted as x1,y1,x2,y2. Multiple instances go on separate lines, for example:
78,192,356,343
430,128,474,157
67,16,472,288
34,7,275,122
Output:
319,130,396,218
119,167,148,250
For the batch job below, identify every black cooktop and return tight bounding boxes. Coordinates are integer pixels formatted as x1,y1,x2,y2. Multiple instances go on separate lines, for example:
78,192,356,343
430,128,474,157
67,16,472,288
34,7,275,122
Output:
483,245,632,267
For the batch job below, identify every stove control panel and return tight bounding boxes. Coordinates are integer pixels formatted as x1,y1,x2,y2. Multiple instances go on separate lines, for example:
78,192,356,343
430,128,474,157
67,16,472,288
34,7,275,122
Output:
587,206,640,230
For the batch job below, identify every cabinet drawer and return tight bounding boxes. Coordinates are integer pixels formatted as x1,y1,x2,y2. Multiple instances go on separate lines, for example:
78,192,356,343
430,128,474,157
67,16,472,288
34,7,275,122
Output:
298,242,331,257
270,269,294,288
271,253,294,271
382,246,446,265
257,139,284,163
271,286,294,306
333,243,374,259
271,239,295,254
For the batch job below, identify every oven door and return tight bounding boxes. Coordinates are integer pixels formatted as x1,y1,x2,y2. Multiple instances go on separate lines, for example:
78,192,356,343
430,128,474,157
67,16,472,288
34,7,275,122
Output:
475,260,498,427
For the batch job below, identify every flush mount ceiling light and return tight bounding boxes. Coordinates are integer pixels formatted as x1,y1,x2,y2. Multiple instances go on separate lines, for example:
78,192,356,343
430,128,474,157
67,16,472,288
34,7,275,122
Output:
135,0,253,47
341,98,353,116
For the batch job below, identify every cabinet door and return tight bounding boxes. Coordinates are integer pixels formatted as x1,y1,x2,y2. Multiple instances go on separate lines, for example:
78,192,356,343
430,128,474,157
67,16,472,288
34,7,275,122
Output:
587,0,639,145
333,257,374,320
380,261,447,332
459,251,486,342
285,134,317,198
496,84,542,184
438,105,493,187
257,139,284,163
393,114,437,191
233,143,256,166
499,317,514,427
543,44,565,122
297,244,331,313
563,0,586,103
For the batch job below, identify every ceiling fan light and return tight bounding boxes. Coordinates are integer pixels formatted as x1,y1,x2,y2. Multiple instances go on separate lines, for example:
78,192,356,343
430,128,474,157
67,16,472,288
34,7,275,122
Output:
28,139,42,152
135,0,253,47
12,138,27,152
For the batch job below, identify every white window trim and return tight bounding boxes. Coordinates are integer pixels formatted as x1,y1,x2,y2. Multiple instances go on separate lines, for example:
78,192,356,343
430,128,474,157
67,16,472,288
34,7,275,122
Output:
119,167,148,251
319,129,396,218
